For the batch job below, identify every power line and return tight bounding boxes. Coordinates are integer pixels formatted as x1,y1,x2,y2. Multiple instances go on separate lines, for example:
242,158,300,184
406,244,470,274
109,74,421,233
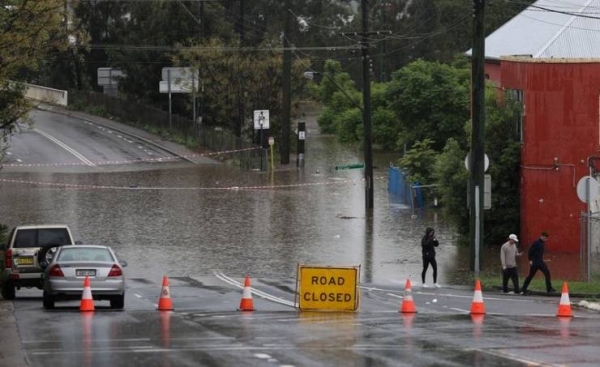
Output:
81,44,361,52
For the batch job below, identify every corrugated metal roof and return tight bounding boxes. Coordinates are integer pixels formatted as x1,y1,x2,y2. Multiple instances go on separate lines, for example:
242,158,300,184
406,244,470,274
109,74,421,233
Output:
467,0,600,59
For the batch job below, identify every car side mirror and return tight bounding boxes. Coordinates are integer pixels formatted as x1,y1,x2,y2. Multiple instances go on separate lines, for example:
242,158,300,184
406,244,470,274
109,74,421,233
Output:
119,260,128,267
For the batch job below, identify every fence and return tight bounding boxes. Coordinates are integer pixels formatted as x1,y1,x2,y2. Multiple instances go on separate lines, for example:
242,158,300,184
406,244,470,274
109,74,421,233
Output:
68,90,263,169
388,166,425,209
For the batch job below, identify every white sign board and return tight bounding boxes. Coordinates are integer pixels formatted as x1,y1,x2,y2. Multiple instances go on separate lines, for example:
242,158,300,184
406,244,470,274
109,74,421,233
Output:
159,80,193,93
161,67,198,81
97,68,125,86
299,131,306,140
254,110,270,129
577,176,599,203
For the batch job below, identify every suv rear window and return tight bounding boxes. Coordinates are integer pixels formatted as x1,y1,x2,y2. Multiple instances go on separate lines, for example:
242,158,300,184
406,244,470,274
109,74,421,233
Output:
14,228,72,248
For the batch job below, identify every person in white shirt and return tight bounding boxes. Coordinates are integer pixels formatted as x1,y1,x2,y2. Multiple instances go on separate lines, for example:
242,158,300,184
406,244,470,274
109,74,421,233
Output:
500,234,522,294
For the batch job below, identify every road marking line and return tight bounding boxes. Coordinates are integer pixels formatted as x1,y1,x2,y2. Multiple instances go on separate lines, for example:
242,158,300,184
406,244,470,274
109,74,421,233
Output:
34,128,96,166
254,353,271,359
469,348,552,366
134,294,142,298
212,272,297,308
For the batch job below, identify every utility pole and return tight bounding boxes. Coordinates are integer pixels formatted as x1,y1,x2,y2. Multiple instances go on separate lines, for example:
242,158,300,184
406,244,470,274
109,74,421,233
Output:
341,2,388,209
361,0,374,210
470,0,486,273
281,0,291,164
237,0,245,138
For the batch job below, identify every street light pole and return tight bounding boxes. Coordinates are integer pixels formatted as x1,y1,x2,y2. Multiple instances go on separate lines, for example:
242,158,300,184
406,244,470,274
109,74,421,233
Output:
361,0,374,210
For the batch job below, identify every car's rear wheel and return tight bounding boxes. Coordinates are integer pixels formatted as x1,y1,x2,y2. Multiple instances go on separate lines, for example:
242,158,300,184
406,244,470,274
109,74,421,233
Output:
110,294,124,309
43,292,55,309
1,281,16,300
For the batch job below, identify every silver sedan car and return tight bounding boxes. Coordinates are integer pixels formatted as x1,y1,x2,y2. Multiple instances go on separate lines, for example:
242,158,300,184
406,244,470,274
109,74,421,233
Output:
42,245,127,309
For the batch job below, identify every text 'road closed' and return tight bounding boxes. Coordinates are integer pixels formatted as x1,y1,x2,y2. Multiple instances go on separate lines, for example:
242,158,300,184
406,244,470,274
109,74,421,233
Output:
297,266,359,311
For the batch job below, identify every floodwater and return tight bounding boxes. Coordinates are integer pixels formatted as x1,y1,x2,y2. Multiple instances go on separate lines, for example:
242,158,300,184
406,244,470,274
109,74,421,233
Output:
1,111,460,285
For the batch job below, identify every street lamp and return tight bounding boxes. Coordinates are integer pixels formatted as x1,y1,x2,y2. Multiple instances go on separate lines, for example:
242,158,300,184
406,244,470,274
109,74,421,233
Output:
303,70,374,210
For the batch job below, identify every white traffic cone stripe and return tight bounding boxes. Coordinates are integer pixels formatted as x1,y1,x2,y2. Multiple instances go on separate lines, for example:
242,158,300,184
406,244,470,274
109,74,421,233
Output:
161,286,171,298
242,287,252,299
560,292,570,305
82,287,93,300
472,290,483,303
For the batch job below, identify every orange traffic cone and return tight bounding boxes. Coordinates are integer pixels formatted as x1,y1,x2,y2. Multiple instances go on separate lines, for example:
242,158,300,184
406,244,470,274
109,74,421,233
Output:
80,275,95,312
157,275,174,311
400,278,417,314
557,282,573,317
470,279,486,315
238,275,255,311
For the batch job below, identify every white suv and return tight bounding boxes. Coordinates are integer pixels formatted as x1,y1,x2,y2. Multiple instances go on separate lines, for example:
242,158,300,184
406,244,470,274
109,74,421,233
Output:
1,224,76,299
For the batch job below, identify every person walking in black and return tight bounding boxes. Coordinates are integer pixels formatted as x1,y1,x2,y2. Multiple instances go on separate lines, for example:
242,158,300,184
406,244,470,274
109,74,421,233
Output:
521,232,557,294
421,227,440,288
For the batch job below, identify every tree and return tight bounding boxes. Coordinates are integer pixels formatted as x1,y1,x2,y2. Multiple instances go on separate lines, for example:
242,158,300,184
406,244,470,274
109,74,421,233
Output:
433,86,522,244
398,138,437,184
386,59,470,151
175,37,309,142
312,60,362,135
1,0,71,153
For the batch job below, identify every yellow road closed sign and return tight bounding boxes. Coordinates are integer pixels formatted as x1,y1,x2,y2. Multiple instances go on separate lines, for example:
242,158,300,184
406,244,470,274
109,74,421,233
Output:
297,265,360,311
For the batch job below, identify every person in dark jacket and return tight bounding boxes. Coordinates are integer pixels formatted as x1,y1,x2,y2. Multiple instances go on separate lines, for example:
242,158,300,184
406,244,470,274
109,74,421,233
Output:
421,227,440,288
520,232,557,294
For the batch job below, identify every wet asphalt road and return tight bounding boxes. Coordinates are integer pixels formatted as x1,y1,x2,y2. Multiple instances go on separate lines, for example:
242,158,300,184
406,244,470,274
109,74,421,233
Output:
9,275,600,367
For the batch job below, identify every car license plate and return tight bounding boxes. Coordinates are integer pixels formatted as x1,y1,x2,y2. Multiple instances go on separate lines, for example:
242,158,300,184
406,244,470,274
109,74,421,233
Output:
76,269,96,277
16,257,34,265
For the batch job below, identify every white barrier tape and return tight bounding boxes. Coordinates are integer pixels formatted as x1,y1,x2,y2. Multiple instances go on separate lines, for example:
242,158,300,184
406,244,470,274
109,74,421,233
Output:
0,147,261,168
0,177,374,191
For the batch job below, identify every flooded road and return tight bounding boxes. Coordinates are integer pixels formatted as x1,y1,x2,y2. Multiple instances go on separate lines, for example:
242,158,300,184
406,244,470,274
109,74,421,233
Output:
0,109,458,285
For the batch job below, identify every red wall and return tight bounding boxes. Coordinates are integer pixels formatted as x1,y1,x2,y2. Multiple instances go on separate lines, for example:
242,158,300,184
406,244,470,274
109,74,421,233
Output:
500,60,600,252
485,62,501,85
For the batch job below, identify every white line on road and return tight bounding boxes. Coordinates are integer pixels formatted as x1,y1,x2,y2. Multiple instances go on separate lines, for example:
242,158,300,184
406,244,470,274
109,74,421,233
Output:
387,293,403,299
469,348,554,366
213,272,297,308
34,129,96,166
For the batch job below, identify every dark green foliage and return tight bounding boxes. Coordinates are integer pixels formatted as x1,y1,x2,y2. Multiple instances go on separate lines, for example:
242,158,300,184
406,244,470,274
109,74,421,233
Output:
398,139,437,185
481,87,522,244
433,138,469,235
386,59,470,152
433,88,522,244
